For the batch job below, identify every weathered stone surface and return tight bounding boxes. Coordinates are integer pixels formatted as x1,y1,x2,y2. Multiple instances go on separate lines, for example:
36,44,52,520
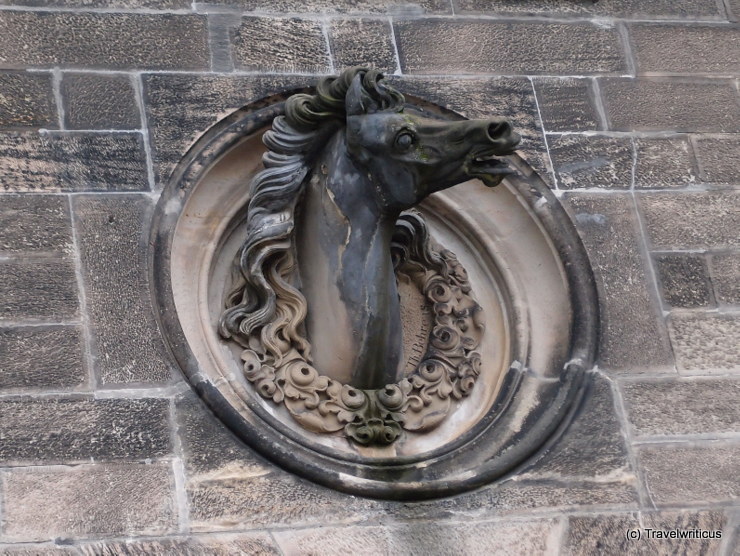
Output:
639,192,740,250
329,18,397,73
621,378,740,437
275,519,560,556
2,463,177,542
196,0,451,13
601,79,740,132
395,20,626,75
631,24,740,75
637,443,740,505
564,194,673,371
453,0,723,18
62,73,140,130
634,137,698,189
0,71,56,128
668,313,740,373
566,511,726,555
142,74,305,183
693,135,740,184
7,0,190,7
231,17,330,73
549,135,632,189
0,194,71,253
0,131,147,192
0,545,77,555
79,533,280,555
533,78,601,132
0,259,78,322
655,254,713,308
710,253,740,305
73,195,171,384
0,326,85,391
0,397,170,464
0,12,209,70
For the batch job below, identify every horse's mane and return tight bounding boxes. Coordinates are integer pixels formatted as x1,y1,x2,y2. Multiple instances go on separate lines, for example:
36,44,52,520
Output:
218,68,404,364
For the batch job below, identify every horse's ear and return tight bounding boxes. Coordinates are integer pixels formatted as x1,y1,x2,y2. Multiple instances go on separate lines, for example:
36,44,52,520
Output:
345,72,366,116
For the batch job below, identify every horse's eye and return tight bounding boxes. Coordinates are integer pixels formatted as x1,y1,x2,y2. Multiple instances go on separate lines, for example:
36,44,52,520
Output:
395,132,414,151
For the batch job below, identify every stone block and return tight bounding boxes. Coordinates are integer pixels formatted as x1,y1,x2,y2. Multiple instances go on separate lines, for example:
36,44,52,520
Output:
0,545,77,555
668,313,740,373
232,17,330,73
533,78,601,132
1,462,177,542
329,18,397,73
453,0,723,19
621,377,740,437
73,195,172,384
631,24,740,75
142,73,305,183
637,443,740,505
0,397,170,464
10,0,191,7
693,135,740,184
639,192,740,250
0,326,85,392
0,259,78,322
394,20,625,75
710,253,740,305
0,71,56,128
79,533,280,556
549,135,632,189
601,79,740,132
0,12,209,70
655,254,713,308
0,131,148,192
566,511,726,555
634,137,698,189
274,519,560,556
564,194,673,372
196,0,451,13
0,194,71,254
61,73,140,130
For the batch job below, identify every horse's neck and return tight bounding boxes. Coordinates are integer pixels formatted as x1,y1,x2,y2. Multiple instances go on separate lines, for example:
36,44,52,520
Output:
295,134,403,389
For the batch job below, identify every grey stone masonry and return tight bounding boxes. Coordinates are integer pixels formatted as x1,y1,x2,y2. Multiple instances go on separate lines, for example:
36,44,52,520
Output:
0,0,738,552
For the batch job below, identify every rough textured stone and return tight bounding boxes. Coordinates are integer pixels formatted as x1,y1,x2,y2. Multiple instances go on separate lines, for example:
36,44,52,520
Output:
621,378,740,437
631,24,740,75
0,71,56,128
453,0,723,18
73,195,172,384
634,137,698,189
566,511,726,555
395,20,626,75
2,463,177,542
564,194,673,372
0,326,85,391
601,79,740,132
655,254,713,308
639,192,740,250
0,545,77,555
0,397,170,464
6,0,191,7
275,519,561,556
0,131,148,192
0,259,78,322
533,78,601,132
232,17,330,73
0,12,209,70
79,534,280,556
668,313,740,373
329,18,397,73
693,135,740,184
710,253,740,305
0,194,71,254
638,443,740,505
142,74,305,183
549,135,632,189
196,0,451,13
62,73,140,130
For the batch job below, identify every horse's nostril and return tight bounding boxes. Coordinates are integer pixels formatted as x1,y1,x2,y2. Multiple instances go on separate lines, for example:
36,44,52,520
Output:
487,121,511,140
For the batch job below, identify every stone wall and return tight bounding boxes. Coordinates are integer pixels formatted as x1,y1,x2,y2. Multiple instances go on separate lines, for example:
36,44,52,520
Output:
0,0,738,554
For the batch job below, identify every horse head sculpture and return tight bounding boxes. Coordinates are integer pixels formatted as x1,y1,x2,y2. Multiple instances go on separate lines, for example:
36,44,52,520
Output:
219,67,520,445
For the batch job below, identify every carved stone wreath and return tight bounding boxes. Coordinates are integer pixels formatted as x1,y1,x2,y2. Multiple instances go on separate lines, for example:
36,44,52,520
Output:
231,212,485,446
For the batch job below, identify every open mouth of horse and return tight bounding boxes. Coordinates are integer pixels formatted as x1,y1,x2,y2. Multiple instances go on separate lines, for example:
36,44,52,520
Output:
464,150,517,186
